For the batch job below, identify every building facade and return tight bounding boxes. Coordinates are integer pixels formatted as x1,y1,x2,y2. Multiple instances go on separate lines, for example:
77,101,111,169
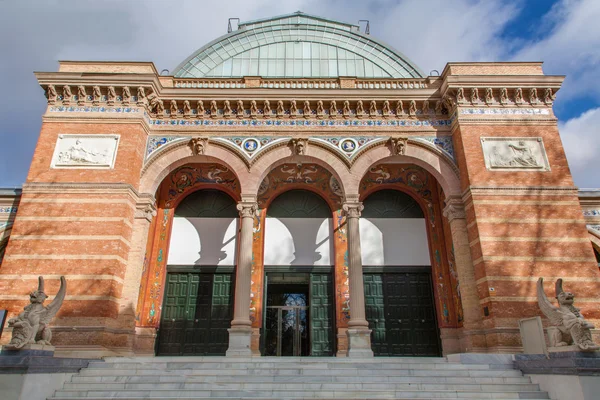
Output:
1,12,599,358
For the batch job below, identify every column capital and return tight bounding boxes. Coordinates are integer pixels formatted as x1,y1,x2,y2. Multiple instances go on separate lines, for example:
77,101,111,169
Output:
237,201,259,218
443,197,466,222
134,201,157,222
342,202,364,218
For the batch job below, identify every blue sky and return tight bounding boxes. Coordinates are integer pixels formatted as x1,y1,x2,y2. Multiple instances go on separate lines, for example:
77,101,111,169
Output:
0,0,598,188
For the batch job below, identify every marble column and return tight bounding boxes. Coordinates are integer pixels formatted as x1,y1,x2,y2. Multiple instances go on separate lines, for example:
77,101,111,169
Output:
443,197,484,351
226,199,258,357
343,201,374,358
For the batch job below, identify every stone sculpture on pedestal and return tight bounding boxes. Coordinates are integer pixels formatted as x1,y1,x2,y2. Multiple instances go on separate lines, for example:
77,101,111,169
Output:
537,277,599,351
4,276,66,350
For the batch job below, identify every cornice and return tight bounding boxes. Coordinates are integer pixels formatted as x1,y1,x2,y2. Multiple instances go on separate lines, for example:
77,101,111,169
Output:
22,182,156,204
462,186,579,200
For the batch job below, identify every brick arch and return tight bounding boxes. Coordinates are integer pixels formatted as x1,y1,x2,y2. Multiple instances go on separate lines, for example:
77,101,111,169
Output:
247,144,352,199
349,141,461,197
139,140,252,196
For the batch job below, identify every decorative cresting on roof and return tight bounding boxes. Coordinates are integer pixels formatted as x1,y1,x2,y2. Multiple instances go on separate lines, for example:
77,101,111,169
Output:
173,12,424,79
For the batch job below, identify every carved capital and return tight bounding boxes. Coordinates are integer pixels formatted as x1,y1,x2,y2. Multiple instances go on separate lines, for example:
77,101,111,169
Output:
390,137,408,156
189,137,208,155
291,138,308,155
443,199,466,222
342,202,364,219
135,202,157,222
237,202,259,218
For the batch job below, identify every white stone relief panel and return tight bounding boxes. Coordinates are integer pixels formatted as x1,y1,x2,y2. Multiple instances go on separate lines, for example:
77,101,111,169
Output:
481,137,550,171
51,134,120,168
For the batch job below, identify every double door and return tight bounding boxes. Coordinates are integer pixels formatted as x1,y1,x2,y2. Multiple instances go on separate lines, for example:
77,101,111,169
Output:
364,271,440,356
157,272,233,356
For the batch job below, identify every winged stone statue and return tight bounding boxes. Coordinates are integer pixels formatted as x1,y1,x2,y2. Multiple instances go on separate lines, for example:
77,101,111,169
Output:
4,276,67,350
537,277,599,351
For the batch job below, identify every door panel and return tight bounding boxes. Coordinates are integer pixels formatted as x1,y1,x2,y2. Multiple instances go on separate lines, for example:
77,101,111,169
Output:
158,272,233,356
364,272,440,357
309,273,334,356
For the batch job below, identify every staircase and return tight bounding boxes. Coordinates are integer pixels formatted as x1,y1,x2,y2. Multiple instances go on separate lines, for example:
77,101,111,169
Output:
48,356,550,400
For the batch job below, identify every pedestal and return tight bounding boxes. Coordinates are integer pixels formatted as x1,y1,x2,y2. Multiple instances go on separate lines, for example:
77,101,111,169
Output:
226,327,253,357
346,328,374,358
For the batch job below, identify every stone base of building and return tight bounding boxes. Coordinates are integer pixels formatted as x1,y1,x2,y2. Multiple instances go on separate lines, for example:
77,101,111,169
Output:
346,328,373,358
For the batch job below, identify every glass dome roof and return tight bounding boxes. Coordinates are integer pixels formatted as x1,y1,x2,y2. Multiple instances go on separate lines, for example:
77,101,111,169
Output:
173,12,424,79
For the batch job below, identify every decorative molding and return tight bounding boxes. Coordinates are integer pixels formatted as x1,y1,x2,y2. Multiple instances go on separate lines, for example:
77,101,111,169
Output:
463,186,579,200
134,202,157,222
481,137,550,171
0,207,17,213
443,199,466,222
583,210,600,217
460,108,550,116
51,134,120,169
588,225,600,234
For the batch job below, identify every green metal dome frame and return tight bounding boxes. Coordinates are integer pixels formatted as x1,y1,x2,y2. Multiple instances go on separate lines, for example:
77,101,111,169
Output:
173,12,424,79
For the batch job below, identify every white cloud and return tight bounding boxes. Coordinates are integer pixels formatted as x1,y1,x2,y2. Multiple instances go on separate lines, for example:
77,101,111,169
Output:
513,0,600,103
559,107,600,188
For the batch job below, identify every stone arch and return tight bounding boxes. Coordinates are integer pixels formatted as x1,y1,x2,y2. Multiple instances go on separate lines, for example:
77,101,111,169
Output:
139,139,252,196
349,140,461,197
589,228,600,253
248,143,352,199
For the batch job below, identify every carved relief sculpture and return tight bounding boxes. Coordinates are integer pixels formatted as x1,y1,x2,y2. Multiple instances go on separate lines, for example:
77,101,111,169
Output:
470,88,479,104
484,87,494,104
382,100,391,118
62,85,72,105
107,86,116,105
277,100,285,118
190,137,208,155
455,88,465,104
170,100,178,117
316,100,324,118
537,277,599,351
92,86,101,105
237,100,245,118
291,138,307,155
250,100,258,119
223,100,232,118
356,100,365,118
435,100,444,115
137,86,146,105
544,88,555,105
408,100,417,117
343,100,351,119
210,100,218,118
390,137,408,155
422,100,430,115
303,100,311,119
4,276,66,350
46,85,57,104
369,100,377,118
77,85,87,105
443,95,455,113
289,100,298,118
499,88,508,105
263,100,271,118
529,88,538,105
329,100,337,119
395,100,404,117
122,86,131,105
514,87,523,105
197,100,205,119
183,100,191,118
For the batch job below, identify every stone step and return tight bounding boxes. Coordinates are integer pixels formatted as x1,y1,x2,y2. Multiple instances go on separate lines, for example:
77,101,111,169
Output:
50,389,550,399
101,356,450,364
83,362,496,370
70,374,532,384
77,367,524,377
61,381,542,391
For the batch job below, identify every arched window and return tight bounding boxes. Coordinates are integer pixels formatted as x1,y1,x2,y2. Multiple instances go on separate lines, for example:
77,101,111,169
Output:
167,189,238,266
264,190,332,266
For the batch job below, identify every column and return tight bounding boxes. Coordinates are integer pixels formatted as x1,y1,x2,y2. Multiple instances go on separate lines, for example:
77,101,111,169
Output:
343,201,374,358
443,197,484,352
226,198,258,357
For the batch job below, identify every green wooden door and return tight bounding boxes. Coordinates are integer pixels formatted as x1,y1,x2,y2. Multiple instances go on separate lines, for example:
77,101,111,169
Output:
158,272,233,356
363,274,387,355
309,273,334,356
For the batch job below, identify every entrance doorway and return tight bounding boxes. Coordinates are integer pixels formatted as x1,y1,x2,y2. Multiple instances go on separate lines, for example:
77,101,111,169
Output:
364,270,440,356
262,272,334,356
